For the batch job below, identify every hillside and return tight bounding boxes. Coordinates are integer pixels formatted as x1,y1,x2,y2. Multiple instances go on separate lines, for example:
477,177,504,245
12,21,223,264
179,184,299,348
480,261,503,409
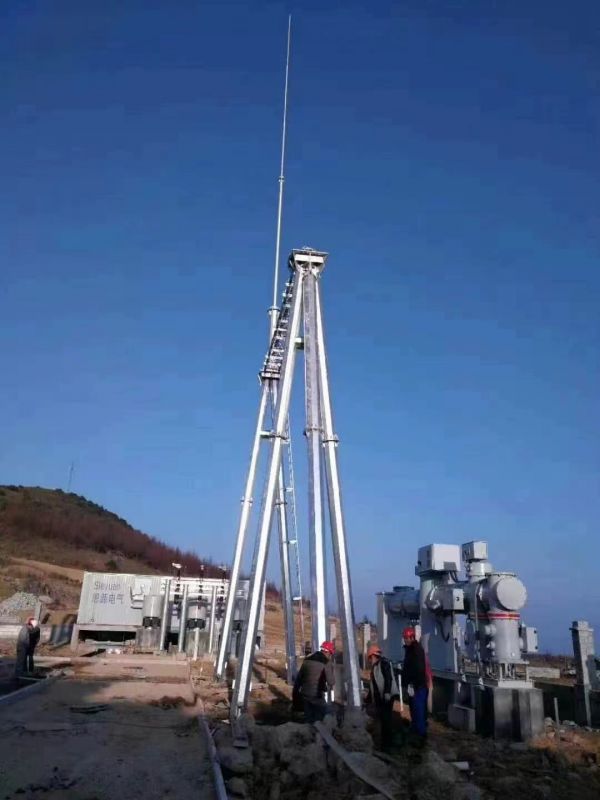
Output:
0,486,307,654
0,485,222,607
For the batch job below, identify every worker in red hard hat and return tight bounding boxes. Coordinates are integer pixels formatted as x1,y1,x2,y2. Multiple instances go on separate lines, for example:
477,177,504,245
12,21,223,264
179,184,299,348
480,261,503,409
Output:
365,644,400,752
401,626,429,744
292,640,336,723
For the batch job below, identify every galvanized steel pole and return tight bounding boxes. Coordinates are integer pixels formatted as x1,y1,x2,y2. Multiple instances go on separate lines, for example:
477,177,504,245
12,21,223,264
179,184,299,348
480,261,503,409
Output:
193,627,200,661
271,15,292,314
159,578,172,652
303,272,328,651
267,18,297,683
314,281,361,708
208,585,218,655
231,269,304,717
178,583,189,653
215,386,270,679
271,386,297,681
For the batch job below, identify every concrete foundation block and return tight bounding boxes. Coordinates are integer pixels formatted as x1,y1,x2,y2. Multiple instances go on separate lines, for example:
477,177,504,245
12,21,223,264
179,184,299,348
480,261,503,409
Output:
475,686,544,740
518,687,545,739
448,703,476,733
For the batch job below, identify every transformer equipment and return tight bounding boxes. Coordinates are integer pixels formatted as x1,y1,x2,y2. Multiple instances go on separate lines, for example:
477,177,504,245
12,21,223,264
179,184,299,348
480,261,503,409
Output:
377,541,543,740
73,571,258,658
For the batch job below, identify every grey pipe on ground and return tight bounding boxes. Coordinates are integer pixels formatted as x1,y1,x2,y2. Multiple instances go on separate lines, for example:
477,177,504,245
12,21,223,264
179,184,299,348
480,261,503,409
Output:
159,578,172,652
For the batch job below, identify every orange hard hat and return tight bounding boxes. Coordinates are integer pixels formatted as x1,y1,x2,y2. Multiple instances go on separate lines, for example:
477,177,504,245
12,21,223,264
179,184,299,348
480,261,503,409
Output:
367,644,382,659
402,626,416,640
320,641,335,655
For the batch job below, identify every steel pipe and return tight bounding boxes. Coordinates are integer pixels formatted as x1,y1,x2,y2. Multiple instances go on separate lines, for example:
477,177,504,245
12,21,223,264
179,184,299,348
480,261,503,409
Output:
215,385,270,679
314,280,361,708
270,381,297,682
178,583,189,653
208,586,217,655
230,268,305,717
303,271,328,651
159,578,172,652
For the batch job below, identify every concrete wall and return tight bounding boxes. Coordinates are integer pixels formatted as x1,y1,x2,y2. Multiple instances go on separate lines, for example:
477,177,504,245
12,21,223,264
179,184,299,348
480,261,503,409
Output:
431,675,455,716
0,625,21,640
0,623,74,645
528,667,561,680
593,691,600,725
534,680,600,727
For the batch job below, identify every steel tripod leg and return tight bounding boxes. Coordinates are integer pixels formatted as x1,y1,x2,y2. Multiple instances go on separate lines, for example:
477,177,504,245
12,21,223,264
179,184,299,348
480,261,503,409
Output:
215,385,270,680
303,271,328,652
314,280,362,709
278,457,297,681
270,383,297,682
230,270,304,718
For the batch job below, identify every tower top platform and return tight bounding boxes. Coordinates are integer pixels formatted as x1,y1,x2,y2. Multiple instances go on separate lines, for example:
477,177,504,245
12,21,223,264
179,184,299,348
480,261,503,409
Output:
288,247,329,273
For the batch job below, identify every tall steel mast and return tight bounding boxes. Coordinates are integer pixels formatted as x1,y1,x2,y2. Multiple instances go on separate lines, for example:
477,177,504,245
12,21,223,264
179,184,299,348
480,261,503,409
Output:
217,22,361,719
270,14,292,324
230,249,362,717
216,16,300,684
270,15,299,684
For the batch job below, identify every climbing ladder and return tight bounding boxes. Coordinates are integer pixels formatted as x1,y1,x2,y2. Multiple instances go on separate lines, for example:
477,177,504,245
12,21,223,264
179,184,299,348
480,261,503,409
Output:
261,277,295,380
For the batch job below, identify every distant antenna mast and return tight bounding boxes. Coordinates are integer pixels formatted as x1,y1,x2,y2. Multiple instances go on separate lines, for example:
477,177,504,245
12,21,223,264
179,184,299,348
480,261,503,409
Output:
270,14,292,331
67,461,75,492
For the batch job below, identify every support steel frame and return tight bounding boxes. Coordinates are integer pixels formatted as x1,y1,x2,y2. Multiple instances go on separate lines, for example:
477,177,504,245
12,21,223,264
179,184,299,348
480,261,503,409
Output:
303,270,328,651
230,269,305,714
224,248,361,717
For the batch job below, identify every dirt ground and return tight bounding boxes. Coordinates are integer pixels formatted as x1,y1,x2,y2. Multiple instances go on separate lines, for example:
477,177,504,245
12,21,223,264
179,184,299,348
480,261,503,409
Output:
198,652,600,800
0,656,216,800
1,649,599,800
1,613,599,800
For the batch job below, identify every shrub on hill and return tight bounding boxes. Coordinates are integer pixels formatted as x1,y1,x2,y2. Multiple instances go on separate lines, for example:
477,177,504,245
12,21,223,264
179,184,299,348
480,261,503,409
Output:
0,486,222,578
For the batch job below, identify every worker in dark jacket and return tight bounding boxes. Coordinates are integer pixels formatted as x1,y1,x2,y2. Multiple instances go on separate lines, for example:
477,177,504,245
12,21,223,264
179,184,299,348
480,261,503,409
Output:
292,641,335,723
15,624,30,679
26,617,40,673
401,627,429,741
14,618,38,679
366,644,399,751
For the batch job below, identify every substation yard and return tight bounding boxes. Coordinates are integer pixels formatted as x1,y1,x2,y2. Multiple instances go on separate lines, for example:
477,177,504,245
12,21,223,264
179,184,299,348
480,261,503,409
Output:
0,649,599,800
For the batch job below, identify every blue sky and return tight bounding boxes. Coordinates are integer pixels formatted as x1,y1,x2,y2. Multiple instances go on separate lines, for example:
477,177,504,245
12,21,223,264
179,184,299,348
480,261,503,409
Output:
1,1,598,653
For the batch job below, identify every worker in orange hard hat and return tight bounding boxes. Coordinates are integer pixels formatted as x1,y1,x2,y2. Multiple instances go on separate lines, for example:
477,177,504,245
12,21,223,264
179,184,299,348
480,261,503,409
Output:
366,643,399,752
292,641,336,723
401,626,429,744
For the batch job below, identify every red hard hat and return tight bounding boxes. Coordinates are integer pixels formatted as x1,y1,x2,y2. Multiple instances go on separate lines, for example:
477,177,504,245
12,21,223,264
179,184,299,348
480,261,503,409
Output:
402,626,416,640
320,641,335,655
367,644,382,659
